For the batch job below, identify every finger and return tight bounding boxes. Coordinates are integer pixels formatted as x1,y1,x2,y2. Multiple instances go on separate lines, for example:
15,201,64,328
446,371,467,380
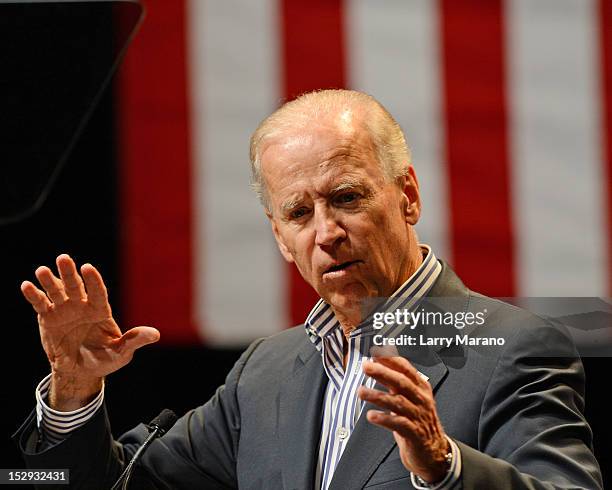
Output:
21,281,52,314
362,361,423,403
56,254,86,300
35,266,67,305
370,345,399,358
363,360,416,390
372,357,424,386
366,409,417,440
113,326,160,355
358,386,418,417
81,264,108,307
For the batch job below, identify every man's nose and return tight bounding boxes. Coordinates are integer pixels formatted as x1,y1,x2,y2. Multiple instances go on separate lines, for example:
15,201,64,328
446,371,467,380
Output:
314,209,346,247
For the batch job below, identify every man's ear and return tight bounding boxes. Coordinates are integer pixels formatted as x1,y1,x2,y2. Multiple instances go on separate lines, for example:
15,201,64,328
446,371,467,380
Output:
399,165,421,225
266,211,295,263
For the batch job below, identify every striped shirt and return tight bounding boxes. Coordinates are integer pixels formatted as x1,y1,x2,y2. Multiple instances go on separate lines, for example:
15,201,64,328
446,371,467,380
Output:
35,374,104,446
35,244,459,488
306,245,459,490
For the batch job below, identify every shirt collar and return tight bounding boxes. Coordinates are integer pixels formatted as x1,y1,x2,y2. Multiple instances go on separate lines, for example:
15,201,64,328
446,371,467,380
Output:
304,245,442,351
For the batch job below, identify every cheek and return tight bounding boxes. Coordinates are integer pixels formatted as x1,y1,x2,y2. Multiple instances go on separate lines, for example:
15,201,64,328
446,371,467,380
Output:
359,211,395,241
361,214,408,259
289,231,316,269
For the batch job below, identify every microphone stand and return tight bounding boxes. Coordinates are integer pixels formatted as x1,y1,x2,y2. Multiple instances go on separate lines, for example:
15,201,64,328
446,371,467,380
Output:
110,409,177,490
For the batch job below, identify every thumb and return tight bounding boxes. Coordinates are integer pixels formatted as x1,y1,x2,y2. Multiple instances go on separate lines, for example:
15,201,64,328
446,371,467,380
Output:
115,326,161,354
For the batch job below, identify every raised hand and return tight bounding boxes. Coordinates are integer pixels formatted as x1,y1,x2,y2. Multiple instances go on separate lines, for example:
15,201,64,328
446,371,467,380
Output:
358,357,450,484
21,254,160,410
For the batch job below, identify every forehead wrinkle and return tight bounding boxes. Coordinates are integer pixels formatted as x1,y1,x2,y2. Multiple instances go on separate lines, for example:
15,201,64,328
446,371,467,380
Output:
316,139,355,169
317,131,375,176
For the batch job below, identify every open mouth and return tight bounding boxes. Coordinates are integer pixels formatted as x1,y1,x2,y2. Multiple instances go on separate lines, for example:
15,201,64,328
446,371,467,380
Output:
324,260,361,274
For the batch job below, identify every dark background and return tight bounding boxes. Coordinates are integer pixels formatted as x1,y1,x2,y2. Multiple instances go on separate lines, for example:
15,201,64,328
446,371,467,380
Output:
0,3,245,484
1,3,610,488
0,77,244,477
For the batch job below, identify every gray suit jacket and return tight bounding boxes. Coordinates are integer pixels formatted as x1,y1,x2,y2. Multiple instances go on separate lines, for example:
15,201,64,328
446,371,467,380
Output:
14,262,603,489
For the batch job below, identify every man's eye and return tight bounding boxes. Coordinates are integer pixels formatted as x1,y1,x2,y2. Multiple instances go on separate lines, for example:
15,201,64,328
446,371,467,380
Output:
336,192,359,204
290,208,309,219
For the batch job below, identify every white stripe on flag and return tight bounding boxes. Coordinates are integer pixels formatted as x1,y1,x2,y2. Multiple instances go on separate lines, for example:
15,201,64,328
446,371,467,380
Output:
188,0,287,345
346,0,449,260
507,0,608,295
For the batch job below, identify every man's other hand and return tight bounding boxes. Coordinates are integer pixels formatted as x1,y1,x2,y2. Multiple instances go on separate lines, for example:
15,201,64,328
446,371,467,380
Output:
21,254,160,411
358,357,450,484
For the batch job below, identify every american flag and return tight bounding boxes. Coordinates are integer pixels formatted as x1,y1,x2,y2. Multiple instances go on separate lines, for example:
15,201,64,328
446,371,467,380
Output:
115,0,612,346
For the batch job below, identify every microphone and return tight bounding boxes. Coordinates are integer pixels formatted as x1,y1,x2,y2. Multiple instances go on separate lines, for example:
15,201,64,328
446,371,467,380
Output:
148,409,178,436
110,409,178,490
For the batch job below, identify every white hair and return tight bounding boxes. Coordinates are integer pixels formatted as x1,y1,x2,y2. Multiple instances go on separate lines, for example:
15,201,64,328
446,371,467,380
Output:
249,89,412,209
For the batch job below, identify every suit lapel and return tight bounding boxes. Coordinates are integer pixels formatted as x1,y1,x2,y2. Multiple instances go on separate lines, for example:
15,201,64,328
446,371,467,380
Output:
279,342,328,490
326,398,395,490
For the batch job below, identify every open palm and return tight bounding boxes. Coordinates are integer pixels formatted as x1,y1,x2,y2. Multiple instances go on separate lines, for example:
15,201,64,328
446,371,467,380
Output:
21,254,159,384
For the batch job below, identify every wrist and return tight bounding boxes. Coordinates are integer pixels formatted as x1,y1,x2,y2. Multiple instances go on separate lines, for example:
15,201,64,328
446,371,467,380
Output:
416,438,453,486
49,372,103,411
411,436,457,490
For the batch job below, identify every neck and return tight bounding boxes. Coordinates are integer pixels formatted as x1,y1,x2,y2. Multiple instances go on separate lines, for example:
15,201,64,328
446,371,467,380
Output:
334,310,362,339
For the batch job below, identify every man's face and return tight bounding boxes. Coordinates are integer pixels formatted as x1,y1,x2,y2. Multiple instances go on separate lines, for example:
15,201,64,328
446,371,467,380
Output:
261,118,421,317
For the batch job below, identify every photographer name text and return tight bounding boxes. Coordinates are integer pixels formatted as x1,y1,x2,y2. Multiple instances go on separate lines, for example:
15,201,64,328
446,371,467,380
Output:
373,334,505,347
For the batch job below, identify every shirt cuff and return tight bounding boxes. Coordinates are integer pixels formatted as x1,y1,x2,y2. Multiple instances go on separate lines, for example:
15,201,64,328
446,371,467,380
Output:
35,373,105,446
410,436,462,490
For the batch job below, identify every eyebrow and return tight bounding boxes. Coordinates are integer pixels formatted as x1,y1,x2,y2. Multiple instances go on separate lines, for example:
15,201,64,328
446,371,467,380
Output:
279,178,368,214
280,198,302,214
329,178,364,194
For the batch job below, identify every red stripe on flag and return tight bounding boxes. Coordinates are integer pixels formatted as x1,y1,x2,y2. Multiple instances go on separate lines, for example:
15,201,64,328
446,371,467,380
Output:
439,0,516,296
280,0,347,324
116,0,197,343
600,0,612,295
